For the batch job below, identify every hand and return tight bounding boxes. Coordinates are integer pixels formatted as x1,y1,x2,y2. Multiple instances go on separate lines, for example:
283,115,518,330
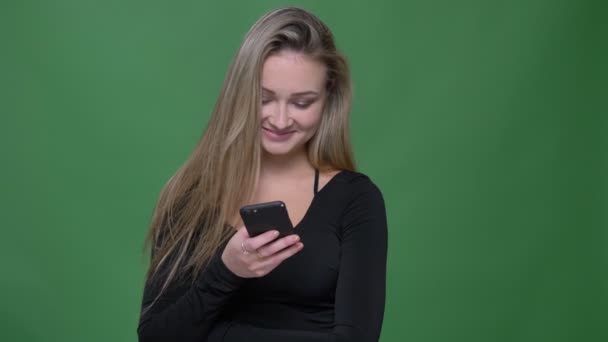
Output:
221,226,304,278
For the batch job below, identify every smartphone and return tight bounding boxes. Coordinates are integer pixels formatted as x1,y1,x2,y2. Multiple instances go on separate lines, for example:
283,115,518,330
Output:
239,200,294,238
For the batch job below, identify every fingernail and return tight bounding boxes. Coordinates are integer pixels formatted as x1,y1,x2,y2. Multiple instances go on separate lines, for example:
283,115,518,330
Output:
273,230,279,236
293,235,300,242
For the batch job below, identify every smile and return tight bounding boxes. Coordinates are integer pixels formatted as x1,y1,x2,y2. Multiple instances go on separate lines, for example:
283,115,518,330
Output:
262,127,296,142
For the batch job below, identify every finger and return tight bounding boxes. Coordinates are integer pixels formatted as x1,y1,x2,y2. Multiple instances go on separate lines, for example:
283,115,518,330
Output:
243,229,279,252
258,242,304,270
257,234,300,257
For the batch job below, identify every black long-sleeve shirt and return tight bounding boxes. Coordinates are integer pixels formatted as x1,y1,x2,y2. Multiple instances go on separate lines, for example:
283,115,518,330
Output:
138,170,388,341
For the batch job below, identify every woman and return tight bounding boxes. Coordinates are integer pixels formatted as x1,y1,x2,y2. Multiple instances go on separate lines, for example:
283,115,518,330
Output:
137,7,388,342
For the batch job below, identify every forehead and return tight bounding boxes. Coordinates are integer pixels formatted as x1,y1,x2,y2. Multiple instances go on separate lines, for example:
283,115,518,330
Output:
261,51,326,95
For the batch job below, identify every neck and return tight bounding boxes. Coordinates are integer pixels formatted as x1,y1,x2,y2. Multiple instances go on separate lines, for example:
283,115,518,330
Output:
260,147,313,179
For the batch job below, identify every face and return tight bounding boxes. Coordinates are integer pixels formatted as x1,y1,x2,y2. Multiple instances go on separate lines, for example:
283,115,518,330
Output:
260,50,327,157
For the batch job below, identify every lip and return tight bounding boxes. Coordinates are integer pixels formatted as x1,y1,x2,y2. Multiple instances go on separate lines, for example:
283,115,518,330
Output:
262,127,296,142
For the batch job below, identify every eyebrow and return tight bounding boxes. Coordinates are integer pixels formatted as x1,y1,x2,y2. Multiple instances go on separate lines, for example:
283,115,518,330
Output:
262,87,320,97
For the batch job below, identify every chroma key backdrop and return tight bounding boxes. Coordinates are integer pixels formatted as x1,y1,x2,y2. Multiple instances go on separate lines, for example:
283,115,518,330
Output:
1,1,606,341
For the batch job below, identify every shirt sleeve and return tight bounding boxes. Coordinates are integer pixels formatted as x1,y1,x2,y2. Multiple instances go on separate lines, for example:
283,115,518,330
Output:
137,236,246,342
215,178,389,342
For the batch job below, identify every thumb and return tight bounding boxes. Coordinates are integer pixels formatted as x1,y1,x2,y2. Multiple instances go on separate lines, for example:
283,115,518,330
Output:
234,225,249,239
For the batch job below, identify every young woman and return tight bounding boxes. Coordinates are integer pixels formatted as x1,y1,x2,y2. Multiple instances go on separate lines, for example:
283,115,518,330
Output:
137,7,388,342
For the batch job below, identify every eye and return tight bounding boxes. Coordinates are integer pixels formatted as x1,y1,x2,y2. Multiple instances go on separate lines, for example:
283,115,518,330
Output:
293,101,313,109
261,98,272,105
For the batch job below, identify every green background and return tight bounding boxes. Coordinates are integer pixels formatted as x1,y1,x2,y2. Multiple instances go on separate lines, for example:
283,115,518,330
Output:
1,0,606,341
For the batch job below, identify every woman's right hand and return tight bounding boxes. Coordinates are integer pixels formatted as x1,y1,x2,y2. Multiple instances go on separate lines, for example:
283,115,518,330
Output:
221,226,304,278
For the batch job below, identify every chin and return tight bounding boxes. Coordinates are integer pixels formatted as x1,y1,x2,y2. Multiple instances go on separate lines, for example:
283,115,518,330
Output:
262,146,295,156
261,140,301,156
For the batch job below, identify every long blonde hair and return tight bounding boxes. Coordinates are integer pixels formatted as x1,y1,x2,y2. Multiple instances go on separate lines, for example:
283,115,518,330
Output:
143,6,355,306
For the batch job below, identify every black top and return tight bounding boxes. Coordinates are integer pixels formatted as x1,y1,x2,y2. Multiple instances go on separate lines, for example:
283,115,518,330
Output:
137,169,388,342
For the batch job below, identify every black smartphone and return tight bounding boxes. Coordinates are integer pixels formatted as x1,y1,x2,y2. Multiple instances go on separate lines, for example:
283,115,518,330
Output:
239,200,294,238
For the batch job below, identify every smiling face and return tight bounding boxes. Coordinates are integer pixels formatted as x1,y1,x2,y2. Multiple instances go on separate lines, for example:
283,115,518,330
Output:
260,50,327,157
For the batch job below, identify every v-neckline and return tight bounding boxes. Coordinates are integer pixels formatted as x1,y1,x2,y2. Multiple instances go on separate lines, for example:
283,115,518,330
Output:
292,170,346,229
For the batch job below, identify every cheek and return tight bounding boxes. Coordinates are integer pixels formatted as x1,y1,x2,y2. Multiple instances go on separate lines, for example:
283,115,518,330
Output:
300,104,324,129
260,103,273,119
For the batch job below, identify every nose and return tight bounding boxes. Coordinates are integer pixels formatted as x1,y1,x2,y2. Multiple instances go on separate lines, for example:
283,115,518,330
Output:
267,102,292,129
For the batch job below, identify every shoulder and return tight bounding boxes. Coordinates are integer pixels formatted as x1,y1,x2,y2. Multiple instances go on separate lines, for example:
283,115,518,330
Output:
334,170,387,236
334,169,383,195
331,169,385,210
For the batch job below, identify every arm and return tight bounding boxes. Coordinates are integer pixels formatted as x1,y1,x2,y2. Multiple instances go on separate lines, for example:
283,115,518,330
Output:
331,179,388,341
137,239,246,342
218,179,388,342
